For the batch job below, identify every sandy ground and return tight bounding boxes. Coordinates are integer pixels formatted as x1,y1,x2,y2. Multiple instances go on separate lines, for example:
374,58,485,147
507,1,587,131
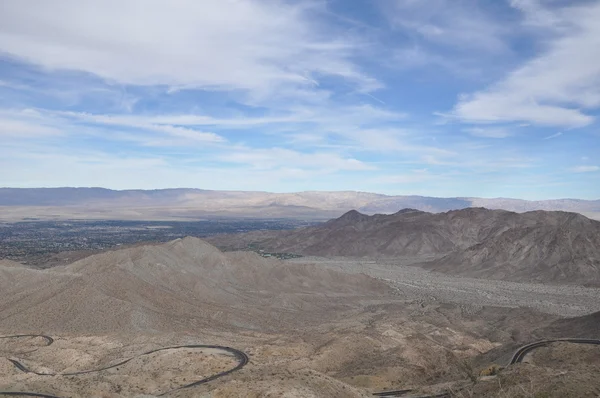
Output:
290,257,600,317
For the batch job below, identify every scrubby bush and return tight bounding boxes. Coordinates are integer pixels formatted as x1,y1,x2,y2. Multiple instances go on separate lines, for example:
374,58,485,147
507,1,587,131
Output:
479,364,503,376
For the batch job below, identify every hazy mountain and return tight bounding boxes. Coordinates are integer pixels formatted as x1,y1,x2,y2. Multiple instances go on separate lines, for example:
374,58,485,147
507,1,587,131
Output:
209,208,600,284
208,208,541,256
1,187,599,221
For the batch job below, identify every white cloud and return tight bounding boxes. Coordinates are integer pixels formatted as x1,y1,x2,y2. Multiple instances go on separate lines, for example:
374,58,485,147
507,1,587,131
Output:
0,143,372,190
451,1,600,127
57,106,413,153
63,112,225,144
569,165,599,173
219,147,375,172
464,127,513,138
61,104,404,130
0,117,63,137
385,0,508,53
374,170,436,184
0,0,377,98
392,46,483,78
146,125,224,144
543,132,563,140
510,0,562,28
0,109,65,137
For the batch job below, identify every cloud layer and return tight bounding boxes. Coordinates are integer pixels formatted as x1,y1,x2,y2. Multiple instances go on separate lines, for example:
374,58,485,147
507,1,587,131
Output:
0,0,598,199
452,1,600,127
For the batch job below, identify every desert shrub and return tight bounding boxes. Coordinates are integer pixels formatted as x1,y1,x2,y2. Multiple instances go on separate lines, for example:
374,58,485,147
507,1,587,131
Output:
479,364,503,376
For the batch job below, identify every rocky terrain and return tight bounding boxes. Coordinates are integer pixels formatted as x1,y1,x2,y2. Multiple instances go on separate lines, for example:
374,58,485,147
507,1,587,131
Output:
1,187,599,221
1,237,599,397
0,237,390,335
288,257,600,317
210,208,600,284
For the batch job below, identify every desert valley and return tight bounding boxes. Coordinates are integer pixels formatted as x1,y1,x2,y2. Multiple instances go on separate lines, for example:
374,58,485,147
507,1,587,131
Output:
3,0,600,396
1,194,599,397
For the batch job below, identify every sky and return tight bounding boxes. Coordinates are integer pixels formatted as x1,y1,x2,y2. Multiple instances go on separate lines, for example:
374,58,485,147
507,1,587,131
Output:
0,0,599,200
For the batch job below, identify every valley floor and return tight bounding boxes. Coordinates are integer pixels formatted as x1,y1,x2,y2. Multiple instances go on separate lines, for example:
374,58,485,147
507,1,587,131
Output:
290,257,600,317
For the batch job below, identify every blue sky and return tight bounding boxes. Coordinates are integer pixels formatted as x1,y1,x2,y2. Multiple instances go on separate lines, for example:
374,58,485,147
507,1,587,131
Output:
0,0,599,199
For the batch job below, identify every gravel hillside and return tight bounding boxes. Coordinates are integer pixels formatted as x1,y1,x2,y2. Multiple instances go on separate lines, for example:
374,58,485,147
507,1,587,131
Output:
0,237,391,335
422,211,600,284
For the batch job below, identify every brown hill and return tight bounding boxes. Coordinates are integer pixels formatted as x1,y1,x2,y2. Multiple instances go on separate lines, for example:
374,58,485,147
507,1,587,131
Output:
535,311,600,339
210,208,506,256
208,207,538,256
0,237,390,335
422,211,600,284
209,208,600,284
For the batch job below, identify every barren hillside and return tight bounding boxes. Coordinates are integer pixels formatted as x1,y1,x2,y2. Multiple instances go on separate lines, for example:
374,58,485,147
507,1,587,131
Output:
422,211,600,284
0,237,390,335
209,208,518,255
1,237,599,397
209,208,600,284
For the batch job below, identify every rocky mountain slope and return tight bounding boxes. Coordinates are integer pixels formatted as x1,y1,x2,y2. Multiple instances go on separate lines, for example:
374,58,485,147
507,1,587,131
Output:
209,208,600,284
1,187,599,221
537,311,600,339
209,208,516,256
0,237,390,334
422,211,600,283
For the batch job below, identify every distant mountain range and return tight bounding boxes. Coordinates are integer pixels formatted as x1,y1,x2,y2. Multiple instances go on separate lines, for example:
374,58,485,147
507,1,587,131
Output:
0,187,599,221
208,208,600,285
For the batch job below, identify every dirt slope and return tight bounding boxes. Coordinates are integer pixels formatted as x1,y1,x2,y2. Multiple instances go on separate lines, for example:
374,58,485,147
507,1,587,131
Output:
0,237,391,335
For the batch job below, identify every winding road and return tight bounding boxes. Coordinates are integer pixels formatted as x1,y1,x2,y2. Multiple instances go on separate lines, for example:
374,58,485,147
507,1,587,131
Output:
0,335,249,397
2,335,599,397
509,338,600,364
372,338,600,398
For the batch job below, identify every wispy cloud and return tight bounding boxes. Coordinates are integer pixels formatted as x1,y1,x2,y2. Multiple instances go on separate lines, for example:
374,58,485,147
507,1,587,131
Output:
0,117,63,137
0,0,377,101
569,165,599,173
62,112,226,144
451,1,600,127
384,0,509,53
219,147,374,172
0,1,598,199
374,169,438,185
543,132,563,140
464,127,513,138
510,0,562,28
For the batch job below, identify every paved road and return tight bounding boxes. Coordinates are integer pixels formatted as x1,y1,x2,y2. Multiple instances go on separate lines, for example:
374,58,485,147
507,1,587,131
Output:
373,390,450,397
3,335,598,397
509,338,600,365
373,338,600,398
0,335,249,398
